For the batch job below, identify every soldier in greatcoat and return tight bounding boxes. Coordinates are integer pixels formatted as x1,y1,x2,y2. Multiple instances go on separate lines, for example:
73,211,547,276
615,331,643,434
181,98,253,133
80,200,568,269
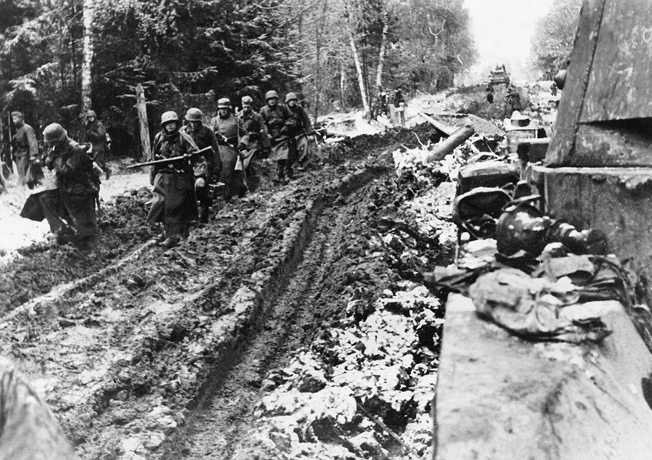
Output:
211,98,245,200
259,90,297,184
181,108,221,223
147,111,207,248
10,111,40,187
285,93,314,168
236,96,269,192
40,123,100,249
80,110,110,179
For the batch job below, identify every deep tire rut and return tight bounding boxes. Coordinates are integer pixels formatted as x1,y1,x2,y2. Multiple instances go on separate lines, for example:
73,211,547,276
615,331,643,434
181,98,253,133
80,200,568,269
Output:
161,175,385,459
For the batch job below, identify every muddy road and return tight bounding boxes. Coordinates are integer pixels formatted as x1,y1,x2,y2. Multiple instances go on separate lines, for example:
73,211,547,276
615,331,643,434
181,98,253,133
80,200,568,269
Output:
0,123,457,459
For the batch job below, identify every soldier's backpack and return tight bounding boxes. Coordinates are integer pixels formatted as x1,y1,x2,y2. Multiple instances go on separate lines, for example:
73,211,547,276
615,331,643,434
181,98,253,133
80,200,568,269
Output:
456,160,519,196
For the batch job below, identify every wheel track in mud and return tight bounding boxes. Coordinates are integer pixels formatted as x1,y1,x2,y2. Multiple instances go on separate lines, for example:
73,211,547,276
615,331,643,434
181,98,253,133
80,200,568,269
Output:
160,173,377,459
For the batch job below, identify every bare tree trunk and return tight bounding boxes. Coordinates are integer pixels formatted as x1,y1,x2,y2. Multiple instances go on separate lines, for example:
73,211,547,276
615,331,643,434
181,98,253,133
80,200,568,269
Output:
70,2,78,91
136,84,151,161
314,0,328,120
344,0,369,115
58,22,66,93
375,10,389,89
81,0,94,112
340,59,346,110
349,34,370,114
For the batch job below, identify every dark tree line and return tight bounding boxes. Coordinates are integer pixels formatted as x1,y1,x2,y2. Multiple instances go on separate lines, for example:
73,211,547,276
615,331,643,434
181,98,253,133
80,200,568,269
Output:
0,0,476,155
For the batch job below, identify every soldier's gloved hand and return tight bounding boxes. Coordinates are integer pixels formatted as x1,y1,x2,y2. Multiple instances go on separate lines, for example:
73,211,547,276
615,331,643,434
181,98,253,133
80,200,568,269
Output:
195,177,206,188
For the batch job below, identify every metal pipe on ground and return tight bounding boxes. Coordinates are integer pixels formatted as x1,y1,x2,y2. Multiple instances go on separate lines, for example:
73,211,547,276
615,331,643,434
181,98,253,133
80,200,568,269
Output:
422,123,475,163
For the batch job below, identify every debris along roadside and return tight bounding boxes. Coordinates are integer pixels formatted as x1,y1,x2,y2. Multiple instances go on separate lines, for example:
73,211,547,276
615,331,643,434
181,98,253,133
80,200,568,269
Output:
427,147,652,460
422,112,652,364
427,185,652,348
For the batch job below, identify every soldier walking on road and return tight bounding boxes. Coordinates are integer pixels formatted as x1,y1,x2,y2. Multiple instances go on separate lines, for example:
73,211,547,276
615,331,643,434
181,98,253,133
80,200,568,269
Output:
505,84,522,116
259,90,296,184
80,110,110,180
486,83,495,104
285,93,314,169
147,111,207,248
237,96,269,193
211,98,245,200
393,88,407,127
10,111,40,187
181,108,221,223
40,123,100,249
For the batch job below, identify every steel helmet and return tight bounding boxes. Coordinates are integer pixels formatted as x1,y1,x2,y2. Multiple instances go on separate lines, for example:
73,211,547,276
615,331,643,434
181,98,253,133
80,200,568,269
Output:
217,98,231,109
185,108,203,121
43,123,67,143
86,110,97,118
241,96,254,106
495,200,550,258
265,90,279,100
160,111,179,126
285,92,298,103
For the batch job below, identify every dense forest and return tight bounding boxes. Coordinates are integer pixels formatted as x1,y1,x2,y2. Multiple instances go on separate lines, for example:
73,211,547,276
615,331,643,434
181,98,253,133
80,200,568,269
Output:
0,0,477,155
531,0,582,80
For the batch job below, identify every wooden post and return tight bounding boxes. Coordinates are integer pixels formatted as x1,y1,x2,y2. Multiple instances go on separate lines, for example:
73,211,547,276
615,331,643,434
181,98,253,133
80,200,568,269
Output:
135,83,150,161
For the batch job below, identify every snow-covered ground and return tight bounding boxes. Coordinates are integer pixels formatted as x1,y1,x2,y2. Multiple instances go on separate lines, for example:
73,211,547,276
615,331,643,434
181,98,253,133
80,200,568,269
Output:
317,91,459,138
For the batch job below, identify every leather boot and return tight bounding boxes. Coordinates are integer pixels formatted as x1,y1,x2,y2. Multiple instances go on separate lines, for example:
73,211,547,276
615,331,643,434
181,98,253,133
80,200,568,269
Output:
199,206,209,224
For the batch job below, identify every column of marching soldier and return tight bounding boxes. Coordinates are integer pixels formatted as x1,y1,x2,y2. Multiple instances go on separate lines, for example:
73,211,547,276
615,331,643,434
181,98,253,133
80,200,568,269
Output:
10,90,316,250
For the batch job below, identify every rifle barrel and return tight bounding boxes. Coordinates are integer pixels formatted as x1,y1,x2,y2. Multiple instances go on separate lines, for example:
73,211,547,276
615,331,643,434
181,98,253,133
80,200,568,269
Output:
125,146,211,169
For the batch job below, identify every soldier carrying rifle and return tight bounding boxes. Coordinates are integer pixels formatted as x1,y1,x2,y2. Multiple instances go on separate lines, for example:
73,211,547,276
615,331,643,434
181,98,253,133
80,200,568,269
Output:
212,98,246,200
147,111,208,248
181,108,221,223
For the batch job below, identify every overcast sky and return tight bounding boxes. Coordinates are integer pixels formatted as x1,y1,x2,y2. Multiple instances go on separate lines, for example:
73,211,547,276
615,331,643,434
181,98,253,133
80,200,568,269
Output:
463,0,554,81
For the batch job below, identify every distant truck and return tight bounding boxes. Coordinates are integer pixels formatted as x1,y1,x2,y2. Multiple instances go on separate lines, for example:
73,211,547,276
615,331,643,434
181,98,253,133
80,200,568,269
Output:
489,64,510,86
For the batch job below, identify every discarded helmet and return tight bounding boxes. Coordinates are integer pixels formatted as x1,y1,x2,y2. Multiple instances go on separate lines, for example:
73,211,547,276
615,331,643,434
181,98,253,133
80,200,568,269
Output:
241,96,254,106
285,92,298,103
452,187,512,241
185,108,203,121
160,111,179,126
43,123,67,143
495,200,550,258
265,90,279,100
86,110,97,118
217,98,231,109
